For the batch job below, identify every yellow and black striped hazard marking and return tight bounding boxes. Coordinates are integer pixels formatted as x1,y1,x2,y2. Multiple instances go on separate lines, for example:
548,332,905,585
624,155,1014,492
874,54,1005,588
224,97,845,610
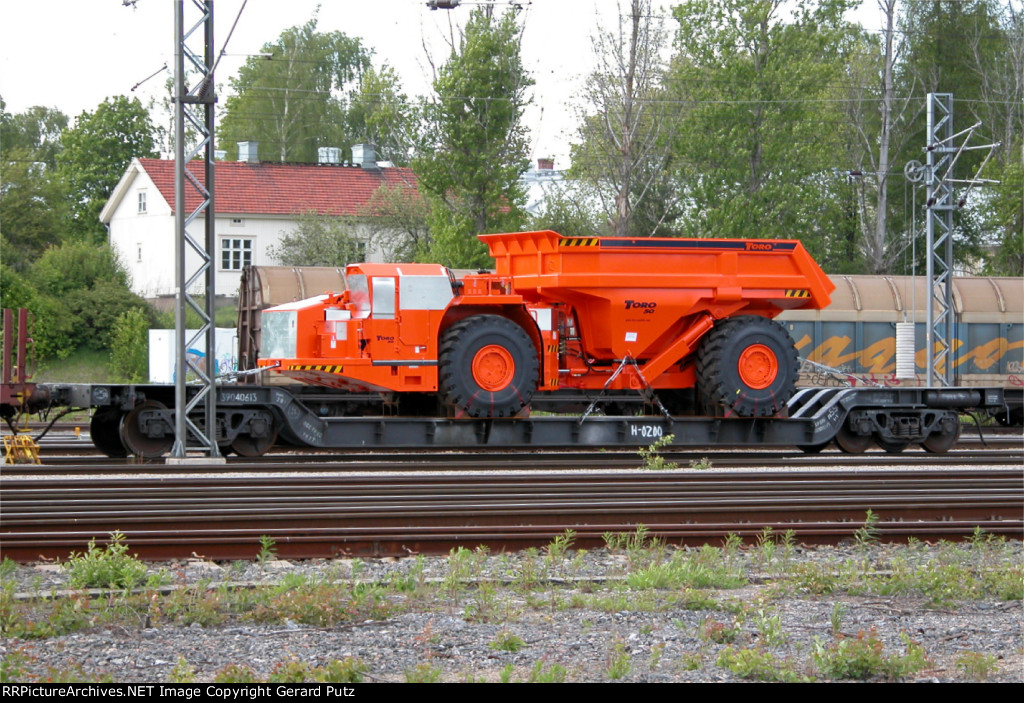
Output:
546,344,558,353
559,237,599,247
288,364,344,373
784,290,810,298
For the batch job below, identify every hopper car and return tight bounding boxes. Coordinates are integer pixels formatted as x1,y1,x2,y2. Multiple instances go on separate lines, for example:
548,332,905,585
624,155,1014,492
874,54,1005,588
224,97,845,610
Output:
2,232,1020,459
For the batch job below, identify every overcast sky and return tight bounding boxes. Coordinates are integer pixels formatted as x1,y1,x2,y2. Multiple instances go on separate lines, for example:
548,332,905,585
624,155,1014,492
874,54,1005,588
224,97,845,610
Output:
1,1,878,167
2,0,655,166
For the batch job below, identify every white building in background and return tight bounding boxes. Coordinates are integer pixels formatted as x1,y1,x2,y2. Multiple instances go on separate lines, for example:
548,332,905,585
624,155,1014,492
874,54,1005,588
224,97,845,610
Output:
100,144,418,300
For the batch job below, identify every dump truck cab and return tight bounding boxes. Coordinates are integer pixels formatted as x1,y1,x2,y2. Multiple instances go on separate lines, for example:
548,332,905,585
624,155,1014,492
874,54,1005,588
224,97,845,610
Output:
261,262,456,393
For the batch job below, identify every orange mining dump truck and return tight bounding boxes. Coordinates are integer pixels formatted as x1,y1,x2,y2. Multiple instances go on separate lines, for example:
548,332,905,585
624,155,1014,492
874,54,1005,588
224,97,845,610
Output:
258,230,834,418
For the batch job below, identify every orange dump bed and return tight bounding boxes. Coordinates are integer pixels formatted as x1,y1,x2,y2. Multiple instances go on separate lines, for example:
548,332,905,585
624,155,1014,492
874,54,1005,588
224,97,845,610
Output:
480,231,834,362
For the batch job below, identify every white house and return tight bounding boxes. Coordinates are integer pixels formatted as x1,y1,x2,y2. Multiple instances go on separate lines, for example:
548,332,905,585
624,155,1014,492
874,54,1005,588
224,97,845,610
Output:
100,145,418,299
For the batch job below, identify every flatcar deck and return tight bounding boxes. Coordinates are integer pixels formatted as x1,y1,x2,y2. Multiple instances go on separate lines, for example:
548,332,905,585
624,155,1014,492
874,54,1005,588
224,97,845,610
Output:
19,382,1013,457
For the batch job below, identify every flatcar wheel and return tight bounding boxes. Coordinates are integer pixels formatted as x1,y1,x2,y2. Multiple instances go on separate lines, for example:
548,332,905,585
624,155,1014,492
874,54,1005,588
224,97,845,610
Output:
797,442,830,454
90,407,128,458
921,417,961,454
121,401,174,458
835,423,872,454
231,426,278,458
875,436,909,453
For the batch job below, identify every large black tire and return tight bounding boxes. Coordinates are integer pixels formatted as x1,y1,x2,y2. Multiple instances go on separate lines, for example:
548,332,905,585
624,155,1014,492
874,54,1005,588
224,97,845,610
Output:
439,315,539,418
696,316,798,418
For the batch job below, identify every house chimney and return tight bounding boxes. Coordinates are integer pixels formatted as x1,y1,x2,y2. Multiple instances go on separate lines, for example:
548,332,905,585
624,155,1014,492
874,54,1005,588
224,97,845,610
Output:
352,143,379,171
537,158,554,171
238,141,259,164
318,147,342,165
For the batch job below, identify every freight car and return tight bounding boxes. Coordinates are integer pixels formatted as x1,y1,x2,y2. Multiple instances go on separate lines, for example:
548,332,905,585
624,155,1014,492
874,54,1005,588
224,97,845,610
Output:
779,275,1023,393
2,233,1019,460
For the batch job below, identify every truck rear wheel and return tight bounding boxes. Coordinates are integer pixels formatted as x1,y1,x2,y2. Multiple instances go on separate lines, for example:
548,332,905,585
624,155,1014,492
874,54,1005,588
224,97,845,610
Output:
697,316,798,417
439,315,538,418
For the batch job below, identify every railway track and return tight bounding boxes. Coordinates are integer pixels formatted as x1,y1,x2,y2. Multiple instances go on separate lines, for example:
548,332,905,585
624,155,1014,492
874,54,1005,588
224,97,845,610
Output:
2,468,1020,562
4,443,1021,475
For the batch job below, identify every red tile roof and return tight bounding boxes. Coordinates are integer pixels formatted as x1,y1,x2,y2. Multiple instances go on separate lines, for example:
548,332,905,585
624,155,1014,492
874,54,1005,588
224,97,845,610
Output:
137,158,419,216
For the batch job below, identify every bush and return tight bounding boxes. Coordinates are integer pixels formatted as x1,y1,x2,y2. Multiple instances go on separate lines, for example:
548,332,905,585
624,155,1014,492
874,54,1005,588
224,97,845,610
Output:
0,264,36,310
68,280,151,351
29,241,129,297
109,308,150,382
64,531,149,590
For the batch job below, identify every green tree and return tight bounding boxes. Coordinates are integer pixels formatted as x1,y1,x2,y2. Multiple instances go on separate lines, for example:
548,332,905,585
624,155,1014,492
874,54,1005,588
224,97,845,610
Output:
357,183,430,262
268,212,365,267
217,16,372,163
0,154,69,271
0,98,68,166
892,0,1021,274
842,0,918,274
413,7,533,268
571,0,676,237
57,96,157,243
981,136,1023,276
0,100,71,269
347,65,418,166
529,184,606,239
668,0,857,264
0,264,36,312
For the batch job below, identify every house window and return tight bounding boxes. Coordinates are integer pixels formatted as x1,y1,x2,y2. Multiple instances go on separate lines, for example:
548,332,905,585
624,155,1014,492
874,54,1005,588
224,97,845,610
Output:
221,238,253,270
231,218,244,226
137,244,143,263
138,191,147,214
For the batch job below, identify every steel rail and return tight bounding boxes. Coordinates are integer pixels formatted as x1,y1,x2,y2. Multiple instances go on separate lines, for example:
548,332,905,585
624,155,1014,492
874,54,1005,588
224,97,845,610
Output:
1,469,1020,561
5,446,1021,475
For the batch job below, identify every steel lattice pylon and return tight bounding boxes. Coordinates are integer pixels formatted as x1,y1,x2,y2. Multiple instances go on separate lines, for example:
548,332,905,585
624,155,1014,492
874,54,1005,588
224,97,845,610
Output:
924,93,955,387
172,0,219,457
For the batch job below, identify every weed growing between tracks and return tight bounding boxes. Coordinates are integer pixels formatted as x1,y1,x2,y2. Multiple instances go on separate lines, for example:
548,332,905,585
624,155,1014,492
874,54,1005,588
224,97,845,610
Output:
1,525,1021,683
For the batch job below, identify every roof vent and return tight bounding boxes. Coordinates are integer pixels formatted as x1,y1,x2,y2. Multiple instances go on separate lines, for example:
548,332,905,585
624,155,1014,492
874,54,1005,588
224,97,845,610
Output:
318,147,342,165
352,143,379,171
238,141,259,164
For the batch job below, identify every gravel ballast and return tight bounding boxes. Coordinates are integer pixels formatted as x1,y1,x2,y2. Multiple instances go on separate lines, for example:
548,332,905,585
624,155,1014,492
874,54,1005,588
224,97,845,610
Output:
2,540,1021,683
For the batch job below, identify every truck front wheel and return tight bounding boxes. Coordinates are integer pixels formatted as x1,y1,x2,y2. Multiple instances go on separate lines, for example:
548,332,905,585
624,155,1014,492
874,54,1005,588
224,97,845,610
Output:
696,316,798,417
439,315,538,418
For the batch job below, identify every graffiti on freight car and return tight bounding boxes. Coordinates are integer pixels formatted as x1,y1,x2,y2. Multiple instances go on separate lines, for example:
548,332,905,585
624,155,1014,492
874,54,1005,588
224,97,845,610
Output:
846,372,901,388
796,359,900,388
793,334,1024,375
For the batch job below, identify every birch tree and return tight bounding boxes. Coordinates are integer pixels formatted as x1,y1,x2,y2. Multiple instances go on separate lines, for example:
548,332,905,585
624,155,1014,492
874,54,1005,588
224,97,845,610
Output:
571,0,675,237
218,16,372,162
